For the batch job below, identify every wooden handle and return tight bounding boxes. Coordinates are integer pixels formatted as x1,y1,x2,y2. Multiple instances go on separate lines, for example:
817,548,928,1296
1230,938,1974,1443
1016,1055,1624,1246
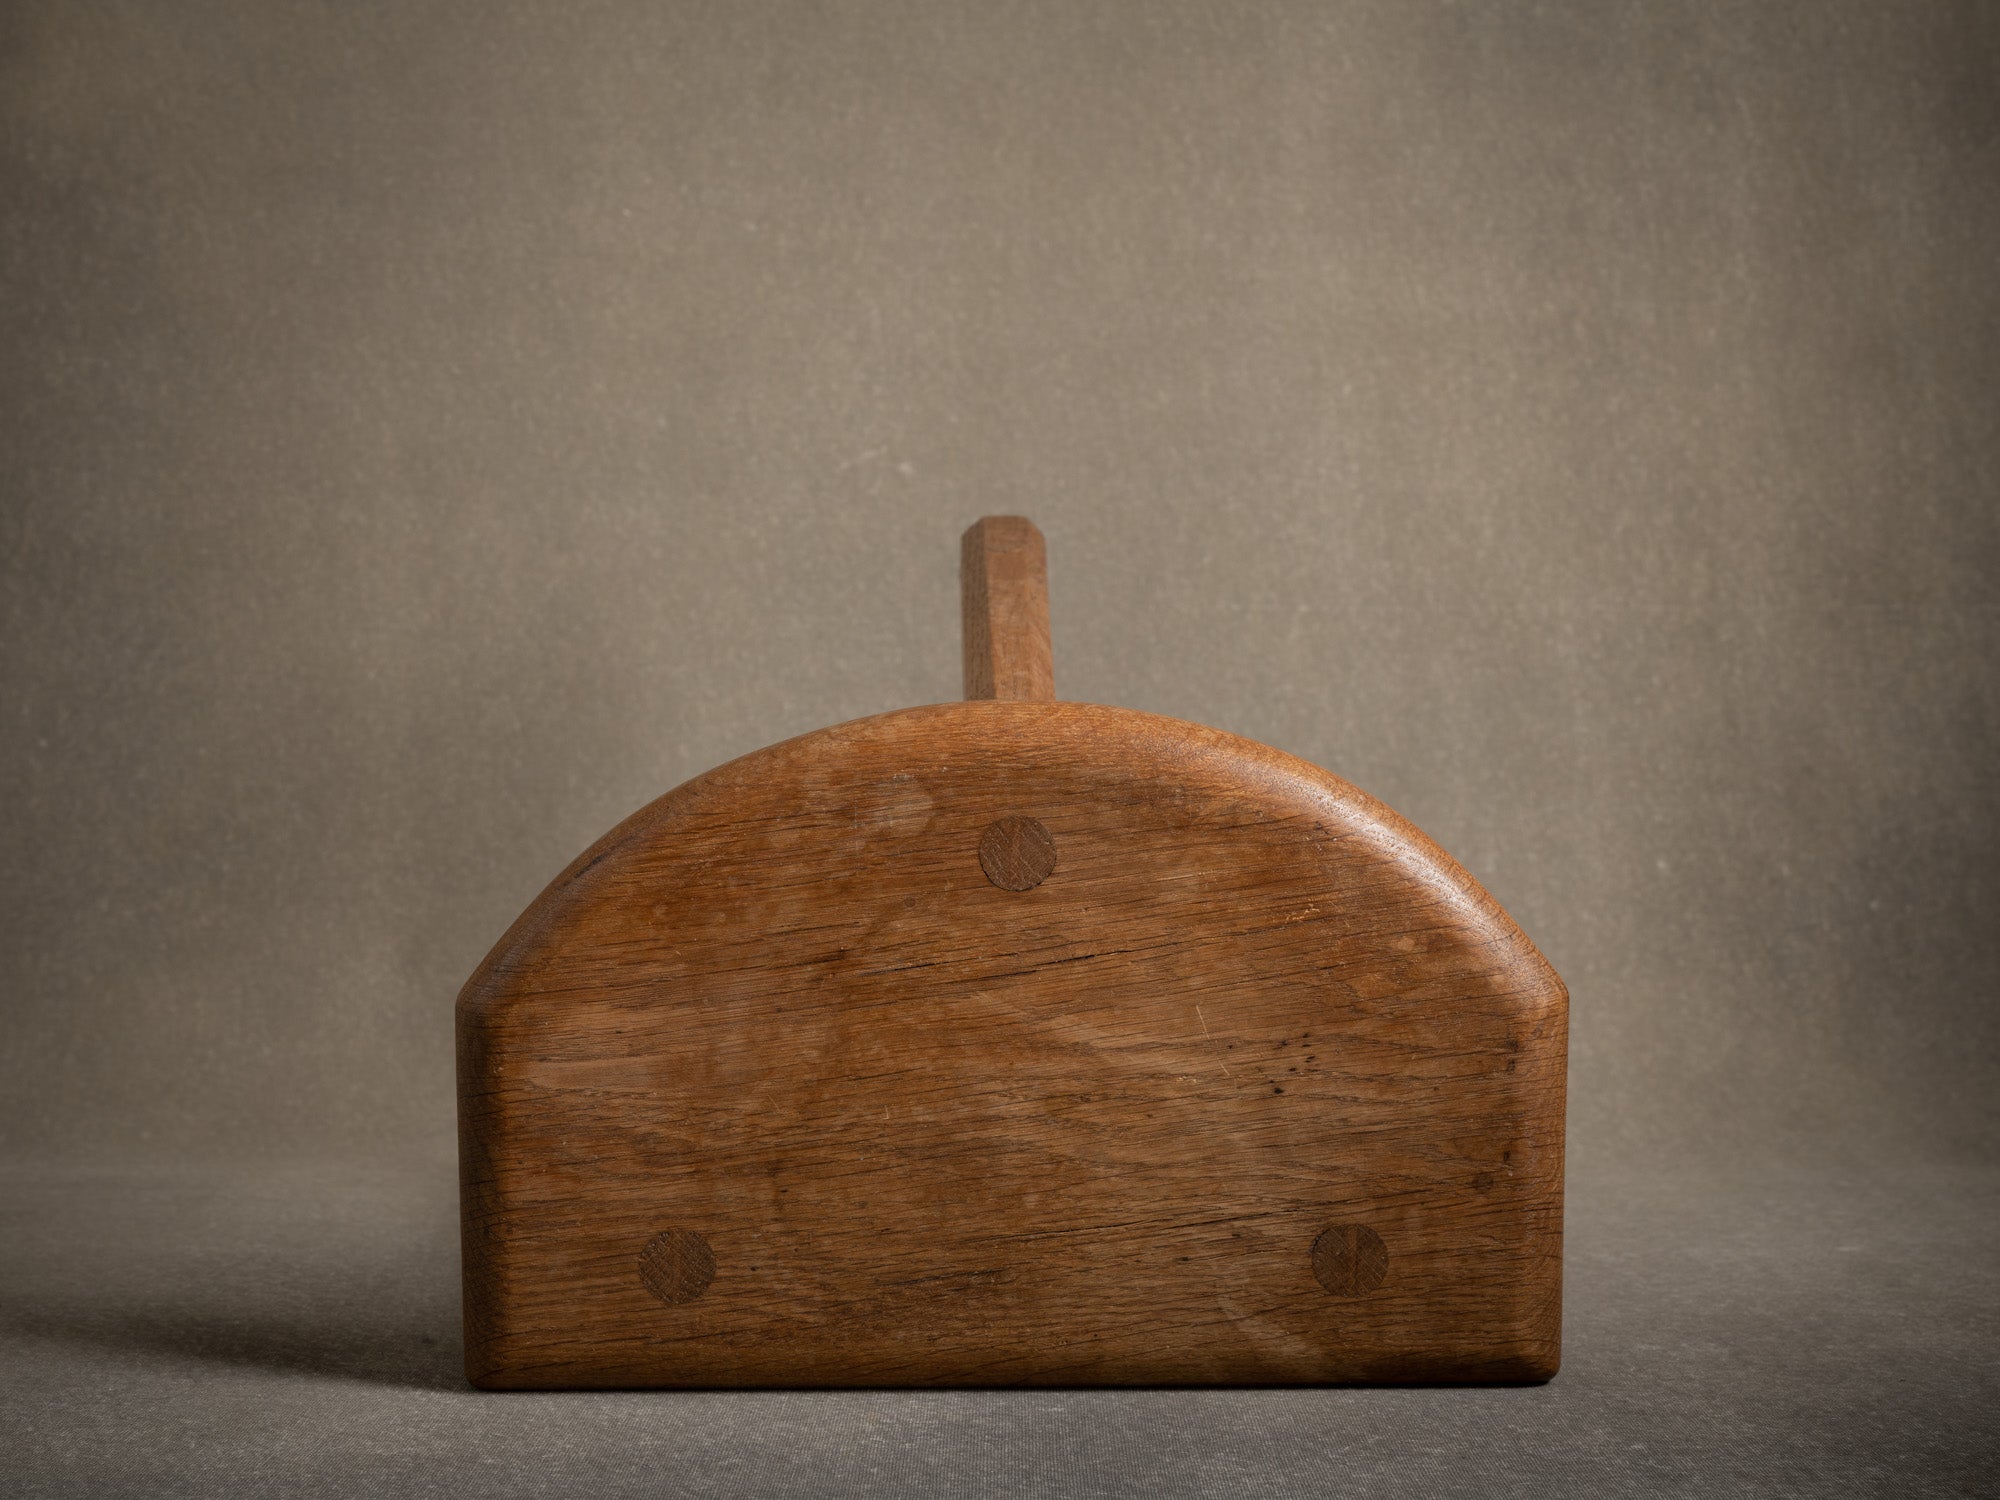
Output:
960,517,1054,702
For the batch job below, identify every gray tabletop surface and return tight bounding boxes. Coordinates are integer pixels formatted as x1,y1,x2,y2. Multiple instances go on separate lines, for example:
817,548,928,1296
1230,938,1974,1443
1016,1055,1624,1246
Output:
4,1154,1994,1498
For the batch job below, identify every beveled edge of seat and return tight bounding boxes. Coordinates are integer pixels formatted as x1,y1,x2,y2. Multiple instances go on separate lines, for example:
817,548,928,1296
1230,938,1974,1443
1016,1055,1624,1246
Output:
456,698,1564,1021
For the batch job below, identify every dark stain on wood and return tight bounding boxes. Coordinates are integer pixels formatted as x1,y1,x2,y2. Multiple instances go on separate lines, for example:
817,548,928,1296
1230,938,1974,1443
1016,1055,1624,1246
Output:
1311,1224,1390,1297
978,814,1058,891
638,1229,717,1306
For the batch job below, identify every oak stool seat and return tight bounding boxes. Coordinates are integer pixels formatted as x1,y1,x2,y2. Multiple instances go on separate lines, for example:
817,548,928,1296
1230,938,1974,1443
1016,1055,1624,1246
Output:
456,518,1568,1388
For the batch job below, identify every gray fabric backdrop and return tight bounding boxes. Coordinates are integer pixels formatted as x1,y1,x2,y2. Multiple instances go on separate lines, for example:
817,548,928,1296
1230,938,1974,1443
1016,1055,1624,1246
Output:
2,3,1996,1492
6,0,1993,1173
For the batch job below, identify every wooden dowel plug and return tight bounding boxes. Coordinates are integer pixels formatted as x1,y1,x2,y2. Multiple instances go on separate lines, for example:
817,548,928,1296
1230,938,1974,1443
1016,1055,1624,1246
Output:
961,517,1054,702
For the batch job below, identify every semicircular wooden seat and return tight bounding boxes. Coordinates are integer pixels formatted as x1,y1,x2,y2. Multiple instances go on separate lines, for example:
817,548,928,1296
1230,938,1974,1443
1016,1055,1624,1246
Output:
458,519,1567,1388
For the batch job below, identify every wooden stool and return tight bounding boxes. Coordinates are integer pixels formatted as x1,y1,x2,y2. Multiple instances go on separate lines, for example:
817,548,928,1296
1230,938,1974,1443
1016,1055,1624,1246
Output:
457,518,1568,1387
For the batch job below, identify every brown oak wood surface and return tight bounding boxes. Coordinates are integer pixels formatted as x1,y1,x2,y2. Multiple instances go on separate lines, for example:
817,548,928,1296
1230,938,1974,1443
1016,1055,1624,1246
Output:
457,701,1568,1388
960,516,1054,702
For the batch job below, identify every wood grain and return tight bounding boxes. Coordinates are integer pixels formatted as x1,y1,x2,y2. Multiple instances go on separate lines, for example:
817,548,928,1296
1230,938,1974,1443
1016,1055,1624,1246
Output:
1311,1224,1391,1297
960,516,1054,701
976,814,1057,891
457,701,1567,1388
